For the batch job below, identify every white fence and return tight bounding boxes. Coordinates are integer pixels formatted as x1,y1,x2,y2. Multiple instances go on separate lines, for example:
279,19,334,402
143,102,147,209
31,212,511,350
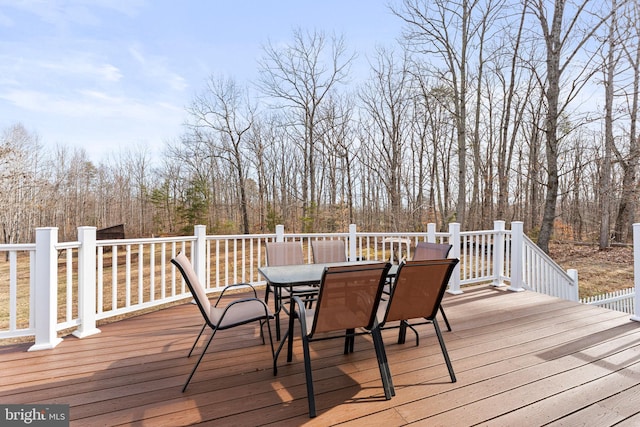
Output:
0,220,582,351
581,288,635,314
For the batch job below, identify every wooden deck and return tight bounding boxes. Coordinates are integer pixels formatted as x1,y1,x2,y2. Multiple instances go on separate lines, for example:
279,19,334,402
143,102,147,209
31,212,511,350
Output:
2,284,640,426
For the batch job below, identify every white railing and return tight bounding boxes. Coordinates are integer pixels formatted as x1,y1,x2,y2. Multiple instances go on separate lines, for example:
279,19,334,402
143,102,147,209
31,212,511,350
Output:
0,244,36,340
1,220,584,350
519,231,579,301
581,287,635,314
94,236,198,321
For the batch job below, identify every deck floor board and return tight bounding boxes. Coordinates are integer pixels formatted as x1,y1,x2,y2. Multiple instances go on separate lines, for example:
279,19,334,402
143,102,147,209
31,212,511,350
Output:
2,284,639,426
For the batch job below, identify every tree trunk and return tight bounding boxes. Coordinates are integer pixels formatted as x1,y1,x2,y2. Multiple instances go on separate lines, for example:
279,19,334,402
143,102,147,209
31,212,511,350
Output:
537,0,564,254
614,8,640,242
599,1,616,250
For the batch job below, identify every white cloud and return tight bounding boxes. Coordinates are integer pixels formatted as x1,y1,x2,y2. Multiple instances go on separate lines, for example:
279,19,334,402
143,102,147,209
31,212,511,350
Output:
128,45,188,91
0,11,13,27
128,45,146,65
35,58,123,83
0,85,187,162
1,0,95,27
167,74,188,92
1,87,181,122
96,63,123,82
0,0,146,27
0,89,103,117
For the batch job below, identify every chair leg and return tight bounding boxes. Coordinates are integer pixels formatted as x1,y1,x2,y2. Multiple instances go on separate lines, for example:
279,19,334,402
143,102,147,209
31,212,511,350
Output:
183,330,216,392
344,329,355,354
188,324,207,357
371,327,395,398
264,283,271,305
274,287,282,341
432,318,456,383
265,284,286,341
259,320,265,344
263,316,276,374
273,332,287,376
305,294,315,308
260,315,274,345
397,321,407,344
301,335,317,418
397,320,420,346
439,305,452,332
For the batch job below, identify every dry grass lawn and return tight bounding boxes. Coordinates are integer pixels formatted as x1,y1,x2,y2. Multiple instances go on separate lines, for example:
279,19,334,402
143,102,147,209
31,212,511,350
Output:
549,242,635,298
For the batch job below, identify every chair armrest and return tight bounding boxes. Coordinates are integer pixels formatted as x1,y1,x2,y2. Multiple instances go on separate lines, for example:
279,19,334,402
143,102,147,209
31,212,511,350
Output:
291,295,310,337
214,283,258,307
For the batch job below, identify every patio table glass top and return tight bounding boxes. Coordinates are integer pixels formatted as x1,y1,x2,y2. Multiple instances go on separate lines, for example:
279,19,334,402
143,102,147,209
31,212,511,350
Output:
258,261,398,287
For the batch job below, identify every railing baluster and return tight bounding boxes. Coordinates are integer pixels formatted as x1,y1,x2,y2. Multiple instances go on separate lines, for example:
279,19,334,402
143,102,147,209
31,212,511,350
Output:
125,245,131,307
138,244,144,304
97,247,103,313
161,243,166,299
9,251,17,332
66,248,73,322
112,245,118,310
171,242,178,294
150,242,155,302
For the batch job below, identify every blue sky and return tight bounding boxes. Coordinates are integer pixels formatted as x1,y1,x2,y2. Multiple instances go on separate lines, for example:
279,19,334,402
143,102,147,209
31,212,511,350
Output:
0,0,404,161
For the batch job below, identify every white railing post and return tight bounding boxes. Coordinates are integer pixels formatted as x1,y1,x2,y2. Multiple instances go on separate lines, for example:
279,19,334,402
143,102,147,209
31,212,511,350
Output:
567,269,579,302
427,223,436,243
194,225,207,286
29,227,63,351
448,223,462,294
631,223,640,321
348,224,357,261
492,220,506,287
73,226,100,339
275,224,285,242
508,221,525,292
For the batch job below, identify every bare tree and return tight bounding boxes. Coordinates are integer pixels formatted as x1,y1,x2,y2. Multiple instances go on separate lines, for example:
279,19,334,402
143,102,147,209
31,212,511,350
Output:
465,0,506,229
528,0,612,253
257,28,354,231
316,93,357,228
359,47,412,231
150,152,184,235
245,118,269,232
187,75,254,234
613,0,640,242
495,3,531,222
0,124,42,245
393,0,482,227
123,145,153,236
599,0,621,249
519,91,546,234
411,72,457,231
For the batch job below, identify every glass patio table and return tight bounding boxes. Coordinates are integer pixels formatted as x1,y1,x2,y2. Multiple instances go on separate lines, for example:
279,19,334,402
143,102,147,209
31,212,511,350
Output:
259,261,398,361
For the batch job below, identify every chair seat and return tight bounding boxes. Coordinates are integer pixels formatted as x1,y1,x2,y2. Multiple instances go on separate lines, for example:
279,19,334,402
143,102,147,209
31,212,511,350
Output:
280,285,319,298
210,300,274,329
